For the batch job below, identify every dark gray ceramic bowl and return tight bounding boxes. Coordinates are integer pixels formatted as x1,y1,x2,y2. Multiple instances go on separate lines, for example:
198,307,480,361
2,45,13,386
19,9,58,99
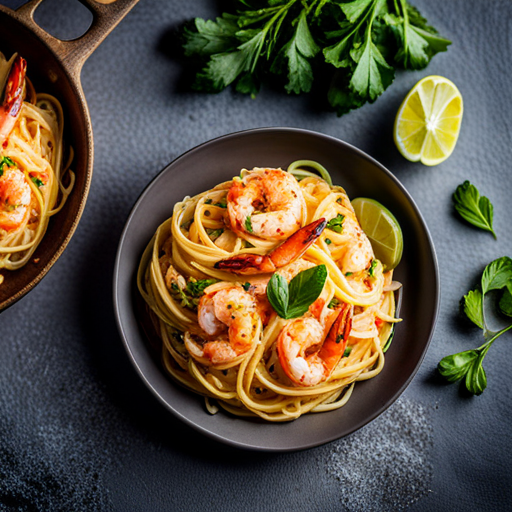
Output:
113,127,439,452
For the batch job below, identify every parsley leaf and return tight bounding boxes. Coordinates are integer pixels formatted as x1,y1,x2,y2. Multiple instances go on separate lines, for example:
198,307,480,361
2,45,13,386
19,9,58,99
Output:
438,257,512,395
453,181,497,239
463,289,484,329
272,8,320,94
481,256,512,294
267,264,327,319
499,284,512,317
182,0,450,115
384,1,451,70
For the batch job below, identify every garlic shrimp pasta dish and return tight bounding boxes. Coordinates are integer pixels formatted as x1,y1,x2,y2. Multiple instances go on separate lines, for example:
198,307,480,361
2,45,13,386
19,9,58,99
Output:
0,51,74,283
137,162,402,422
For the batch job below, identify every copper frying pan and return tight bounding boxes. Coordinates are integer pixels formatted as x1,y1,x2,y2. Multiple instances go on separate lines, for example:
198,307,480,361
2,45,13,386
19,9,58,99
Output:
0,0,139,311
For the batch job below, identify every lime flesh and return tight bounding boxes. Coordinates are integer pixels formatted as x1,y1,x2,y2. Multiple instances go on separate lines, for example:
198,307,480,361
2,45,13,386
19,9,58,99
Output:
352,197,403,271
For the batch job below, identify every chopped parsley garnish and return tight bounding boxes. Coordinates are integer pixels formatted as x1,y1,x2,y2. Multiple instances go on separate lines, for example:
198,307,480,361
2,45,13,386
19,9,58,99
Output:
343,347,352,358
206,228,223,241
242,282,251,292
31,176,44,188
214,199,227,208
187,278,217,297
328,298,340,309
0,156,16,177
180,219,193,231
170,277,218,309
368,259,378,278
335,334,344,344
327,214,344,233
245,215,253,233
345,272,353,277
204,198,213,204
325,238,332,245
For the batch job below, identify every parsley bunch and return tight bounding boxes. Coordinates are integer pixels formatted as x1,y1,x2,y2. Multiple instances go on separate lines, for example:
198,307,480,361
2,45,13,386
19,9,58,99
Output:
182,0,450,114
438,257,512,395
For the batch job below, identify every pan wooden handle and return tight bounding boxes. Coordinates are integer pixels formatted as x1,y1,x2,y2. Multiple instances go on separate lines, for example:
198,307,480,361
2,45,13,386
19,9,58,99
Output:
10,0,140,81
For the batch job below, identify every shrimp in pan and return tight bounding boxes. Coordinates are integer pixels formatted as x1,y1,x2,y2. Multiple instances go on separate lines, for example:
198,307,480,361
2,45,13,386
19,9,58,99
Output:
184,286,260,366
0,55,26,143
277,302,353,387
0,167,31,232
215,218,326,275
227,168,306,240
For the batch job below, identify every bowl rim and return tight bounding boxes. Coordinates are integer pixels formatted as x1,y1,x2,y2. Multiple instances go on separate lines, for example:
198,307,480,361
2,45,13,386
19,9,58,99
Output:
113,126,440,452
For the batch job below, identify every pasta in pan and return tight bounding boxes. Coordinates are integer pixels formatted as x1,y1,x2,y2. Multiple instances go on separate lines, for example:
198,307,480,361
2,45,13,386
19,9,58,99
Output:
138,161,401,421
0,52,74,281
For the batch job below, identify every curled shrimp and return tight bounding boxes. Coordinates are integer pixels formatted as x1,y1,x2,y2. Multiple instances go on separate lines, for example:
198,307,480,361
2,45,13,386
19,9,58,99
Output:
214,218,326,275
324,195,374,274
0,55,26,143
277,302,353,387
0,166,31,232
227,168,305,240
185,286,260,366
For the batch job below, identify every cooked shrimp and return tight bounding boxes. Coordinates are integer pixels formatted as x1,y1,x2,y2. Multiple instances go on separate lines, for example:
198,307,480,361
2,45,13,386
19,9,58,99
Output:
0,166,31,232
214,218,326,275
324,195,374,274
277,302,353,387
0,55,26,143
227,168,305,240
185,286,260,366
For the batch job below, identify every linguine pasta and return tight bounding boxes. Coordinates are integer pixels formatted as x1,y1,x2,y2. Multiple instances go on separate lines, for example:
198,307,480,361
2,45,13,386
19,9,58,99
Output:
137,161,401,421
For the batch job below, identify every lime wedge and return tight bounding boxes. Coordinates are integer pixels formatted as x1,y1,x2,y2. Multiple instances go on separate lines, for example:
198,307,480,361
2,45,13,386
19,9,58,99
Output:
352,197,403,271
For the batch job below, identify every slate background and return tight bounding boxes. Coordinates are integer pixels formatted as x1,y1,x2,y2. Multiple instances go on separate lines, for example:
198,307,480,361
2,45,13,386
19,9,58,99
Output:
1,0,512,511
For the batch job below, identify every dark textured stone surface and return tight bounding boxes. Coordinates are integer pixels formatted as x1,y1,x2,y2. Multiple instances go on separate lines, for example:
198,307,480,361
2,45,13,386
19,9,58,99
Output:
1,0,512,510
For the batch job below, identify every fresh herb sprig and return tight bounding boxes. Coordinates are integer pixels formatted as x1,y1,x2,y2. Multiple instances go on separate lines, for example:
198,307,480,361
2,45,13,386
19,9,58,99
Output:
438,257,512,395
453,181,496,239
267,264,327,319
182,0,450,115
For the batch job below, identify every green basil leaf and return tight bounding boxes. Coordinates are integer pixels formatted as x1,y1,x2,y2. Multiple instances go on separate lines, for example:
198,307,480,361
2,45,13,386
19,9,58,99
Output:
266,273,289,318
438,349,479,382
286,264,327,319
481,256,512,294
463,289,484,329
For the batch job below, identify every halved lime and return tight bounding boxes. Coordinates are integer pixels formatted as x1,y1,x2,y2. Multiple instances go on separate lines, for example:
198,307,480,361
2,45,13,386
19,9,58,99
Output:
352,197,403,271
394,75,463,166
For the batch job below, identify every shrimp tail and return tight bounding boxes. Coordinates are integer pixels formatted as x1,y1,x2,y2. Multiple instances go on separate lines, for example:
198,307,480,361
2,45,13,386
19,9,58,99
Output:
214,218,326,275
0,55,26,142
214,253,276,275
319,302,353,375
